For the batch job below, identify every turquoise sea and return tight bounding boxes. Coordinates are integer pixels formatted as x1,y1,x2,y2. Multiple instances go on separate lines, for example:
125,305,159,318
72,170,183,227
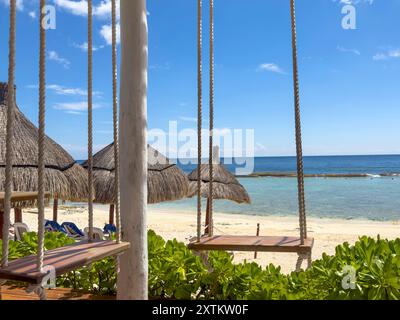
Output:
152,155,400,221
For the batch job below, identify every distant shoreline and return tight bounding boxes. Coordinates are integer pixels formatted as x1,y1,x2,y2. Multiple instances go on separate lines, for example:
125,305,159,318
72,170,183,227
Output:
237,172,400,178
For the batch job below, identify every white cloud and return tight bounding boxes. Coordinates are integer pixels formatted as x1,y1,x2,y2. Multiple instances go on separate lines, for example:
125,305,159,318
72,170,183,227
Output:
53,101,101,113
73,41,104,52
373,48,400,61
255,142,267,153
335,0,374,4
337,45,361,56
149,62,171,71
257,63,285,74
27,84,102,97
53,0,87,16
94,0,120,19
0,0,24,11
99,23,120,45
48,84,87,96
48,50,71,69
54,0,122,46
54,0,120,19
373,53,387,61
28,11,36,19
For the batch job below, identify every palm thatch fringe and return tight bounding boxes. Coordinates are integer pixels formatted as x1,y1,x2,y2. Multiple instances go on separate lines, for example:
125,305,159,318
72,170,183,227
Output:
0,82,89,206
83,143,189,204
187,164,251,204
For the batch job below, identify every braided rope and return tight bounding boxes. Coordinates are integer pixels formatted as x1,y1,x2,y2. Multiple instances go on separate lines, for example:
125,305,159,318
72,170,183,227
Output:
295,252,312,271
87,0,94,241
196,0,203,242
26,285,47,300
208,0,215,237
111,0,121,243
37,0,47,271
290,0,307,244
2,0,17,268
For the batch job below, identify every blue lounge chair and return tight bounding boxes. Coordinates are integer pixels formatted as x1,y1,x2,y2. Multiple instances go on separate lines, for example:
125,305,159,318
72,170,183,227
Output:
104,224,117,235
62,222,85,239
45,220,68,234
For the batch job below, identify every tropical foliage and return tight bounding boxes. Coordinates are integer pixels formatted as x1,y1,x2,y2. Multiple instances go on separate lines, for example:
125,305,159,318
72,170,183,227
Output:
1,231,399,300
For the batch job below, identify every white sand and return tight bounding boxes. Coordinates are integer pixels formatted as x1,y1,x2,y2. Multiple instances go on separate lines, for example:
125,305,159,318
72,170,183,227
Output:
16,204,400,274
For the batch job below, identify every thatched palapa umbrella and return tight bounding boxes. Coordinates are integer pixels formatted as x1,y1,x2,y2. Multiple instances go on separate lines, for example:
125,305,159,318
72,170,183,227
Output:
0,83,89,218
187,146,250,233
83,143,189,224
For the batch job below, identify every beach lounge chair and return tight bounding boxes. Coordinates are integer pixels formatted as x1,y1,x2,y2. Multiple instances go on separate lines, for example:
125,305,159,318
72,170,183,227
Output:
103,224,117,235
45,220,68,234
61,222,85,239
13,222,30,241
84,227,105,241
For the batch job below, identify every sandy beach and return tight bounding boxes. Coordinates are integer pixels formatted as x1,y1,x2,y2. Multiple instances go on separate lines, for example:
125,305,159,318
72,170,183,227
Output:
14,204,400,274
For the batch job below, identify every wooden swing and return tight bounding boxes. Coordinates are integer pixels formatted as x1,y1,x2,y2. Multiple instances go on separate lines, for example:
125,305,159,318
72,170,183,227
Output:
188,0,314,270
0,0,128,299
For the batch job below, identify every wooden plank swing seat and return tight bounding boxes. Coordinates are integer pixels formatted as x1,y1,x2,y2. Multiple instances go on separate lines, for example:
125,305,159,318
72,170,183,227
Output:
188,0,313,273
188,235,314,254
0,190,129,297
189,235,314,271
0,240,130,284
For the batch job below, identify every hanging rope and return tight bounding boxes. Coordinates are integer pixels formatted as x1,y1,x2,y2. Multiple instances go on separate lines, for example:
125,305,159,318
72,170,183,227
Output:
196,0,203,242
37,0,47,271
87,0,94,242
208,0,215,237
1,0,16,268
290,0,307,244
111,0,121,244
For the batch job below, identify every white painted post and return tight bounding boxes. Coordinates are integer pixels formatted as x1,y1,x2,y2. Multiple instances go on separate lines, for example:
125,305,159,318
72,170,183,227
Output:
117,0,148,300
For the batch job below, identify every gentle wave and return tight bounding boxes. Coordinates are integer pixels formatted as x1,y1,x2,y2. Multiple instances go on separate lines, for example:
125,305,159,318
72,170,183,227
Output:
240,172,400,178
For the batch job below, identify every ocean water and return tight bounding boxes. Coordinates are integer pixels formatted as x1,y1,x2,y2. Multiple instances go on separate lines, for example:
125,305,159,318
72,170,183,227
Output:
152,155,400,221
175,154,400,176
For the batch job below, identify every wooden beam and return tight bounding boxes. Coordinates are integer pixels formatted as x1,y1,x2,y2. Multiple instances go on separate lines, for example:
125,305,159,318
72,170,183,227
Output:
0,210,4,240
53,196,58,222
205,198,210,236
254,223,260,259
14,208,22,223
0,192,51,205
109,204,115,225
118,0,148,300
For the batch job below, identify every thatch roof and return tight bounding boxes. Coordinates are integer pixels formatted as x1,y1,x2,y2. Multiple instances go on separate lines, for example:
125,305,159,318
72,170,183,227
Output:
83,143,189,204
0,82,89,206
188,164,251,204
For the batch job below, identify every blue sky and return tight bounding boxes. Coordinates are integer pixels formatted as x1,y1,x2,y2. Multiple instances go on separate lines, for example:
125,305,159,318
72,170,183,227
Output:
0,0,400,159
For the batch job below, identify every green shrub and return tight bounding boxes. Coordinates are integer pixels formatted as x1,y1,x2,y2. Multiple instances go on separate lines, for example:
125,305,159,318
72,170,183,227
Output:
1,231,399,300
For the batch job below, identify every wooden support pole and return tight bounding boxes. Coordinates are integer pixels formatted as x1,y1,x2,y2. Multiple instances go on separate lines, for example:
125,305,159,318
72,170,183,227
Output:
14,208,22,223
0,210,4,240
254,223,260,259
53,196,58,222
109,204,115,225
117,0,148,300
205,198,210,236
